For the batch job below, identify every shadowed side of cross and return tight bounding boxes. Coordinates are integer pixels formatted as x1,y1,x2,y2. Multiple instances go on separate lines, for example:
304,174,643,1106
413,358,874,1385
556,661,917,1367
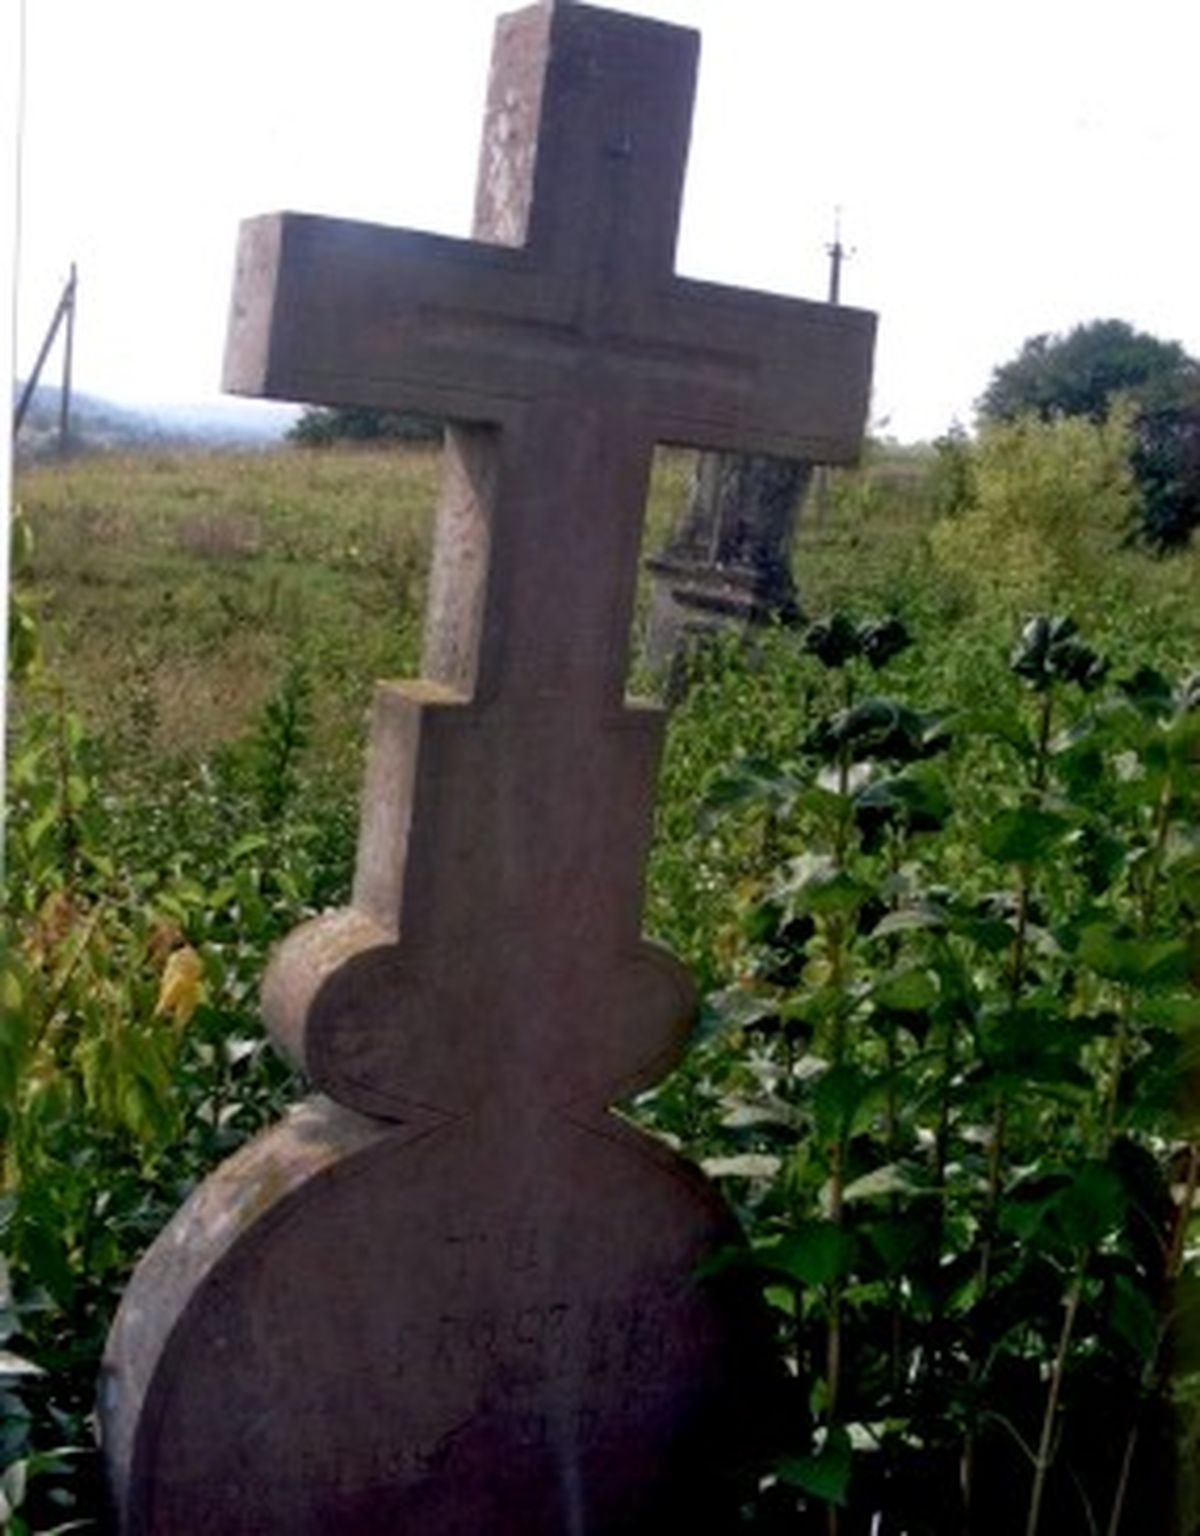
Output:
225,2,875,1125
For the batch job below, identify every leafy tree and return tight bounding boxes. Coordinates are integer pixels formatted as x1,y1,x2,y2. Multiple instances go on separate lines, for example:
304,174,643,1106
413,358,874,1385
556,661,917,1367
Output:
979,321,1200,549
979,320,1196,426
1129,381,1200,550
289,405,442,447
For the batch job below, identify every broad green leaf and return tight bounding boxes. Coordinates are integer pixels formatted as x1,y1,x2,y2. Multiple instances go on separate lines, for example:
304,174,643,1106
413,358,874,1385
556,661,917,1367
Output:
948,902,1017,953
1168,709,1200,764
794,784,854,821
1120,665,1175,718
1003,1163,1127,1252
826,697,936,765
757,1222,857,1288
229,832,272,862
1055,1162,1128,1249
1077,924,1191,987
803,613,861,668
866,1215,930,1274
980,805,1072,864
957,706,1035,758
813,1064,868,1141
1,966,23,1012
776,1425,852,1505
719,1096,801,1132
873,967,940,1013
858,616,912,670
999,1174,1073,1243
0,1454,48,1527
779,854,870,917
1109,1274,1158,1360
856,769,951,828
1140,996,1200,1032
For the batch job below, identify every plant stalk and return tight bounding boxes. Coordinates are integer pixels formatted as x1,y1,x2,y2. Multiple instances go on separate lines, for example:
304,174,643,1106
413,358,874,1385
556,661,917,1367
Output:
1025,1264,1085,1536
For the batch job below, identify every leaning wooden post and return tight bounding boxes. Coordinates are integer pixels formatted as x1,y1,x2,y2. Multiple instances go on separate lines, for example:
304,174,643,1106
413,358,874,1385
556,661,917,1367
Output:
12,263,77,440
58,263,76,455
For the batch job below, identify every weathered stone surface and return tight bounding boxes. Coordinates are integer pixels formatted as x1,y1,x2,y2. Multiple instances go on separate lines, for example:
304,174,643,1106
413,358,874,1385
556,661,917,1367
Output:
103,1098,759,1535
646,450,811,679
101,4,876,1531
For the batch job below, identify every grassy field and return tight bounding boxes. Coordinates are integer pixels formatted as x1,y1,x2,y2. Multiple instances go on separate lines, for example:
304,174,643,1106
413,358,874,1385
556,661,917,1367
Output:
15,435,1197,764
15,443,699,776
14,433,1199,967
17,431,1197,990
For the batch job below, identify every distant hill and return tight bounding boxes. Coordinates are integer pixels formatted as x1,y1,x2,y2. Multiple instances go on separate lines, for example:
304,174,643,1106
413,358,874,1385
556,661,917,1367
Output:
12,385,298,461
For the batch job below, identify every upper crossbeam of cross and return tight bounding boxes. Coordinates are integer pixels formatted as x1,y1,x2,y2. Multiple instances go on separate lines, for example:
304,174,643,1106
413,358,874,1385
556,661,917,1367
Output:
225,2,875,715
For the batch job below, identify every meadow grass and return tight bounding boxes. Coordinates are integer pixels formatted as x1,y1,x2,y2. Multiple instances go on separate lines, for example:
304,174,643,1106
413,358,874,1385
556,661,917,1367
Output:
15,442,699,778
15,434,1198,807
20,432,1195,976
14,434,1198,806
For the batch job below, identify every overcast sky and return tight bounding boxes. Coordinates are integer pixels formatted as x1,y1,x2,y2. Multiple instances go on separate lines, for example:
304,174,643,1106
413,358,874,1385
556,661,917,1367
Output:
9,0,1200,443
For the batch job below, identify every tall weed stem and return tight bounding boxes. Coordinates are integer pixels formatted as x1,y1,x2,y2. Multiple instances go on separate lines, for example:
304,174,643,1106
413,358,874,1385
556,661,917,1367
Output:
1025,1264,1085,1536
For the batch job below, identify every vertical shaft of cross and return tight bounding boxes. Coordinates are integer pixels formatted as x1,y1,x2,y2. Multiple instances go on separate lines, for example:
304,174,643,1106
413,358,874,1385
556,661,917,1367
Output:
422,3,698,711
420,5,553,699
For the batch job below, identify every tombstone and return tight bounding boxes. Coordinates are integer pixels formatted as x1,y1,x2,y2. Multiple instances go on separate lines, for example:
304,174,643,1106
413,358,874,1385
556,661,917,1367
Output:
645,220,855,679
99,5,875,1532
645,450,811,680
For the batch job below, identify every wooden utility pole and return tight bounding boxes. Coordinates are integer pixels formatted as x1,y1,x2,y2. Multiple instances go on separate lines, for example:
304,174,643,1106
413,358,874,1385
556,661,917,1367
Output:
58,262,75,450
13,262,77,453
815,213,853,524
827,210,847,304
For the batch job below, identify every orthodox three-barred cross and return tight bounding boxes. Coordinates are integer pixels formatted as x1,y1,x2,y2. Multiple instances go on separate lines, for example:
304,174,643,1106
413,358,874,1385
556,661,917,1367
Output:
103,7,874,1532
224,3,875,1122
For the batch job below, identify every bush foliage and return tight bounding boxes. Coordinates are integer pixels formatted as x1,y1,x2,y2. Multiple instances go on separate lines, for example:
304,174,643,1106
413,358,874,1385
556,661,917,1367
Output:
4,438,1200,1531
978,319,1200,551
930,408,1136,611
289,405,443,447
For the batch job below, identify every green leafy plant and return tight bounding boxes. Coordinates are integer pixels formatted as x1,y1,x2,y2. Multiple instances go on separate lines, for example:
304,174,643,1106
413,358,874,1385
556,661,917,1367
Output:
6,436,1200,1528
1,644,355,1522
646,613,1199,1534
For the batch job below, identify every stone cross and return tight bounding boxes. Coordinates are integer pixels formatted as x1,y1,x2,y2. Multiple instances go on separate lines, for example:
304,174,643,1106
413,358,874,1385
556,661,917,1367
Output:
100,6,875,1533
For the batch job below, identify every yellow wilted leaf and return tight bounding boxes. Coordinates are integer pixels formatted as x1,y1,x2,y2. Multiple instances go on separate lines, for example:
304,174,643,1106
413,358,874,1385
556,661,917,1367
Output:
26,890,76,961
147,922,184,965
156,947,204,1029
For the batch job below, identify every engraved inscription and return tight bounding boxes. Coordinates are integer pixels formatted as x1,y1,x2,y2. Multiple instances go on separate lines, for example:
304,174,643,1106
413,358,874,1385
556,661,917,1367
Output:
427,1293,680,1385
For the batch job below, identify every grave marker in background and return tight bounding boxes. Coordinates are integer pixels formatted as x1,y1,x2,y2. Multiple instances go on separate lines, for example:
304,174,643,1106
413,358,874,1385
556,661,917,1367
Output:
645,450,810,682
100,4,875,1531
646,215,858,680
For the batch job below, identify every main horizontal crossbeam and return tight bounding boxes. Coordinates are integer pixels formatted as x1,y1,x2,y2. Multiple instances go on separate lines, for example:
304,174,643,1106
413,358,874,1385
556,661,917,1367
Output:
225,211,875,462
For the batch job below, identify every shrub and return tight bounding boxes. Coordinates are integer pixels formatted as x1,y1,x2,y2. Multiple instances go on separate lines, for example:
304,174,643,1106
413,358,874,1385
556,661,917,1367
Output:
289,406,442,447
930,409,1137,613
645,614,1200,1533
